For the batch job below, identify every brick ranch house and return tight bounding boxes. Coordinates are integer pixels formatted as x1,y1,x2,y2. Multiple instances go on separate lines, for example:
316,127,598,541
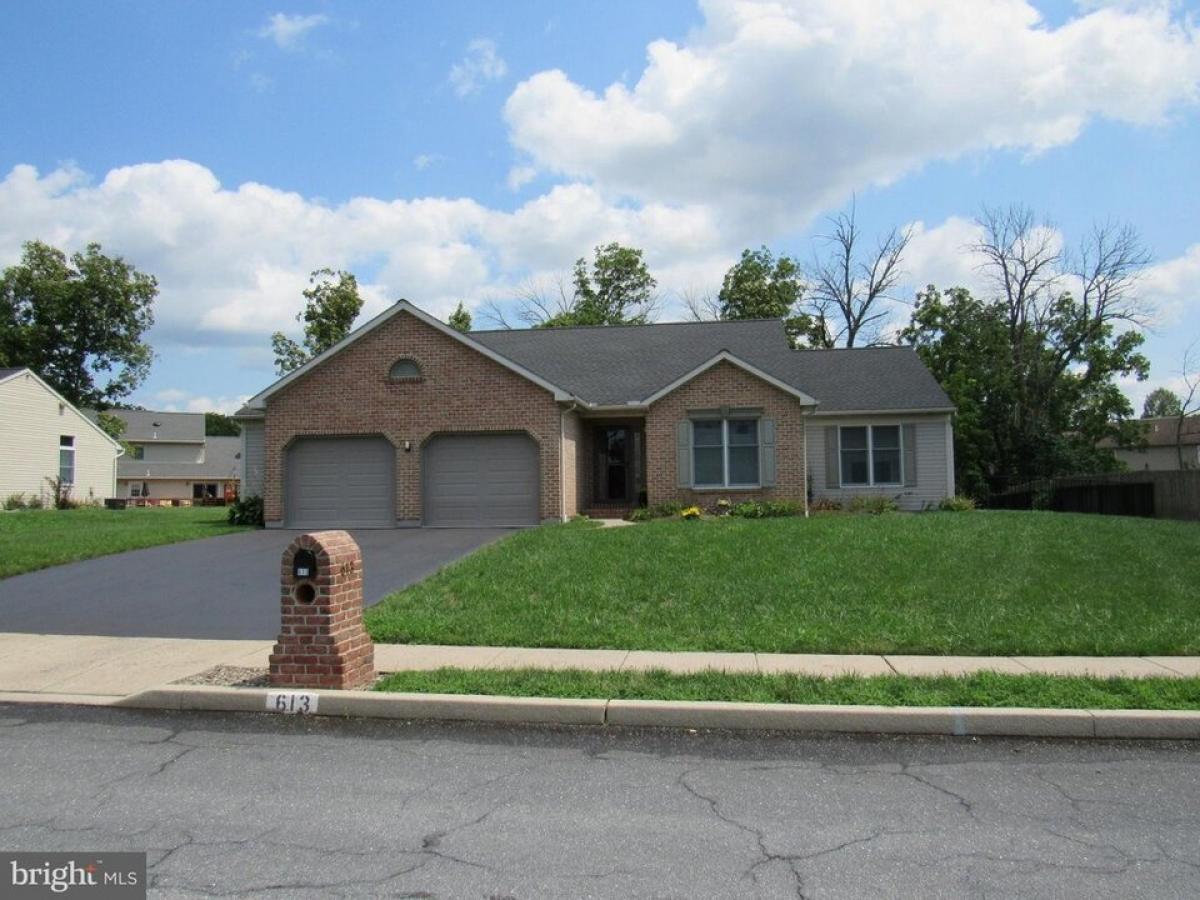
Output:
235,300,955,529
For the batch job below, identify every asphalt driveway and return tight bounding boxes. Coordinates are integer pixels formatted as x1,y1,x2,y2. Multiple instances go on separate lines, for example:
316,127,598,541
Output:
0,528,508,639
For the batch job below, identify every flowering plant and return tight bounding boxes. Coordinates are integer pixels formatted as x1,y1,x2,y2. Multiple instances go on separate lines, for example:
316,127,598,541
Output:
680,505,702,519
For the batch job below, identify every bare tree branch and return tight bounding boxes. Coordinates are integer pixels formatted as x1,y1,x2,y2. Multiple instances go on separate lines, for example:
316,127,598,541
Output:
806,202,912,347
476,299,515,330
679,285,722,322
1177,341,1200,470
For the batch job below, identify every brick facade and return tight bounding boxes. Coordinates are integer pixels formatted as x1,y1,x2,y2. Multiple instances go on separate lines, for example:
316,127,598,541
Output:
262,309,564,525
644,361,808,507
261,312,809,524
270,530,374,689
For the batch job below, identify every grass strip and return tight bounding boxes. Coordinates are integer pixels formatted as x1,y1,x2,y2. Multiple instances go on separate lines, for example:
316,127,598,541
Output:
0,506,249,578
374,667,1200,711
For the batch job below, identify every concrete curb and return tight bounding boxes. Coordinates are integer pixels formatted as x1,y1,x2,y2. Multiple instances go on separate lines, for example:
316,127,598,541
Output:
88,685,1200,739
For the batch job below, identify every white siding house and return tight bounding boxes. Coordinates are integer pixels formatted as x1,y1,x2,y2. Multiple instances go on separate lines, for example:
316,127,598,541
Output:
0,368,123,503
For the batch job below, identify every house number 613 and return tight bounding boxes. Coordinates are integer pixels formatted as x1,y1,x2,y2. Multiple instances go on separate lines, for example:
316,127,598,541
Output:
266,692,318,715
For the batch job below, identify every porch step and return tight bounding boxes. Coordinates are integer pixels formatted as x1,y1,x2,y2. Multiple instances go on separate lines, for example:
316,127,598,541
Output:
583,506,632,520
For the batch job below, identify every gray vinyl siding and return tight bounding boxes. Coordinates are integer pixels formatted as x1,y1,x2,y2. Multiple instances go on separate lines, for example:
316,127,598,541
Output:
241,421,266,498
806,414,954,511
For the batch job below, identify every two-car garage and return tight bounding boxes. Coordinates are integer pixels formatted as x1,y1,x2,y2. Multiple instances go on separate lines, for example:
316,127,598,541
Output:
284,433,539,529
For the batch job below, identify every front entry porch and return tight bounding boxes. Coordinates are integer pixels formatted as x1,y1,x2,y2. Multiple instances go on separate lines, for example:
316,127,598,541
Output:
582,420,646,518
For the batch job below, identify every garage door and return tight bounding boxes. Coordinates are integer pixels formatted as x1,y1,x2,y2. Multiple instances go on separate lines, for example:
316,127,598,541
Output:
424,433,538,527
285,436,394,529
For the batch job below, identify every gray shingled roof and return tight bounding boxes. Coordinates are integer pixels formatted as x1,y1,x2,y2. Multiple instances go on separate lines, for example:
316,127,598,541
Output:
118,436,242,480
98,409,205,442
0,367,29,382
469,319,952,412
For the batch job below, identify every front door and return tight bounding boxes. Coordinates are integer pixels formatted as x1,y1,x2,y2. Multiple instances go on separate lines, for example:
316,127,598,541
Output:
595,426,644,505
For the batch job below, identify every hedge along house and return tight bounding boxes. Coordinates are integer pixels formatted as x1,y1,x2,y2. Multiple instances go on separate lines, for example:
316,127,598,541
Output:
235,300,955,529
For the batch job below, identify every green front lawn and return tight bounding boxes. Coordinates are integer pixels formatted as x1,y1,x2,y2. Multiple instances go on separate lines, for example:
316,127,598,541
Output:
365,511,1200,656
375,667,1200,711
0,506,250,578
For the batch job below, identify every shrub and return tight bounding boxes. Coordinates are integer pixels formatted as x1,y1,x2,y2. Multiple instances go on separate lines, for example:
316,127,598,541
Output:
680,505,703,519
731,500,766,519
938,494,977,512
45,477,77,510
728,500,804,519
626,501,685,521
25,495,44,510
848,494,899,515
710,498,733,517
4,493,27,510
228,494,265,527
809,497,842,513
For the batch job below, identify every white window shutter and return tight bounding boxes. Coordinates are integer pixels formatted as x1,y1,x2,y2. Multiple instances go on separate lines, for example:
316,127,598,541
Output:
760,419,776,487
676,421,692,488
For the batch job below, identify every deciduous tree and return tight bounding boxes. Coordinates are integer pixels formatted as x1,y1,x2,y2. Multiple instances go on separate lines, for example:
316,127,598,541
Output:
271,268,363,375
903,206,1152,496
448,302,472,333
1142,387,1183,418
0,240,157,408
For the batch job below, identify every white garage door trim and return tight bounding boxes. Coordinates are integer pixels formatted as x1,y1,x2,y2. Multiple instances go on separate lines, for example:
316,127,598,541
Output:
285,435,395,529
423,432,539,527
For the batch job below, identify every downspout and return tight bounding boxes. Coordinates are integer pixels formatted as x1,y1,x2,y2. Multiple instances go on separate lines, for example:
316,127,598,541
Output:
560,399,580,521
802,405,818,519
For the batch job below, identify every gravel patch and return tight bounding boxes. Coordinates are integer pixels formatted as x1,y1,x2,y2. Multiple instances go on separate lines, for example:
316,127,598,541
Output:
174,665,270,687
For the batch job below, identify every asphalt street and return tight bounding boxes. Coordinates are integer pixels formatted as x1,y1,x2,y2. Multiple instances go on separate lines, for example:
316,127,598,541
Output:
1,704,1197,898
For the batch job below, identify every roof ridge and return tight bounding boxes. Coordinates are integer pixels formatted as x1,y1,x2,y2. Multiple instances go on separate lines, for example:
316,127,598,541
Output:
468,317,786,336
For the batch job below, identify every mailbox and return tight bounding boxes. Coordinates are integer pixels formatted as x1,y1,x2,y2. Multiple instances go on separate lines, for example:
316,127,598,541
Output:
292,548,317,580
271,531,375,690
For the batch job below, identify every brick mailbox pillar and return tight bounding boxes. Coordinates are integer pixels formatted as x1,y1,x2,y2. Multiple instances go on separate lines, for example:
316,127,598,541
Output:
270,530,375,690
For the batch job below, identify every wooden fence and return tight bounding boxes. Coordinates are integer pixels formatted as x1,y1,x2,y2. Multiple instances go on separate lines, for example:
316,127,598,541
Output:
989,470,1200,521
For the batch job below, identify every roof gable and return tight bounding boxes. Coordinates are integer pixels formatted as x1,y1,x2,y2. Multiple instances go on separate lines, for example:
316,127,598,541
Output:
641,351,818,406
1,369,124,452
245,300,573,407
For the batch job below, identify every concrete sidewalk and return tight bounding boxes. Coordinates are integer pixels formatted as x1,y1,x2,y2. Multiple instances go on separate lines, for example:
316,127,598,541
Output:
1,632,1197,704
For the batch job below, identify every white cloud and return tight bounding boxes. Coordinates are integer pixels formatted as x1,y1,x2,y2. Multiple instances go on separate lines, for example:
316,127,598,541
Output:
413,153,443,171
1141,243,1200,327
0,161,739,345
449,38,508,97
149,388,250,415
257,12,330,50
505,0,1200,232
506,165,537,191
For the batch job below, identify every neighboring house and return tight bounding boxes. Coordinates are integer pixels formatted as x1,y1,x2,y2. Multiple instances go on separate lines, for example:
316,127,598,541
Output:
1103,416,1200,471
0,367,123,503
91,409,243,501
236,301,955,529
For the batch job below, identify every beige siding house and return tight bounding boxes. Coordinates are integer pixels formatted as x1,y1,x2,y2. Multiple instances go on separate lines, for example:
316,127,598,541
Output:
0,367,123,503
1105,416,1200,472
93,409,243,501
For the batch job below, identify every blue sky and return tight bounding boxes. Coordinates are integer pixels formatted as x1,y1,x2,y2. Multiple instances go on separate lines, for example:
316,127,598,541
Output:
1,0,1198,414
